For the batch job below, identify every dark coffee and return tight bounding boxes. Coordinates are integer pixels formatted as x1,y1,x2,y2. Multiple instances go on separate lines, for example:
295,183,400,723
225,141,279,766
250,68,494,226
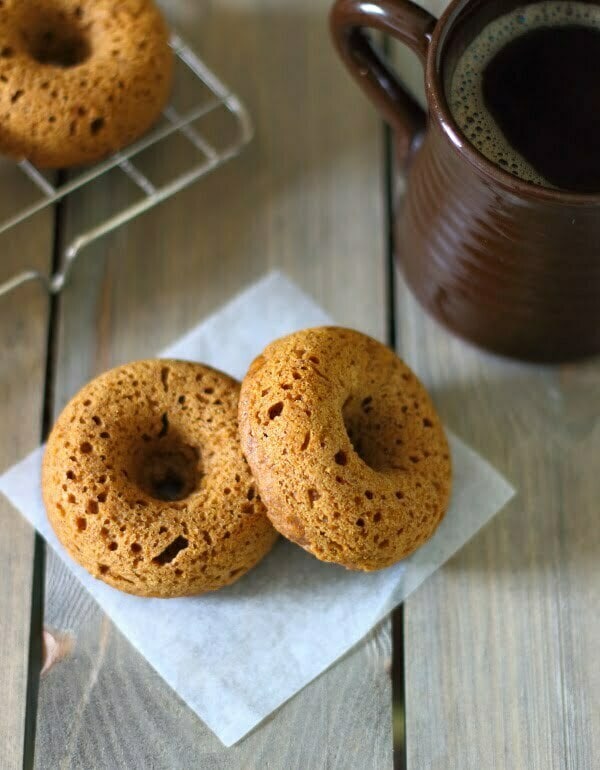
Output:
448,2,600,192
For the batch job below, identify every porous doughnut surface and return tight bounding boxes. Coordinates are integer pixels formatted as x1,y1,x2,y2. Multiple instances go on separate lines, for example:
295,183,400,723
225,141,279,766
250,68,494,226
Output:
42,360,278,597
239,328,452,571
0,0,173,167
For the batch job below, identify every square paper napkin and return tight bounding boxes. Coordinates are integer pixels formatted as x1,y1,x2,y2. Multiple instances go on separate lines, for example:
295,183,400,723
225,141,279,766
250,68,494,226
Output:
0,272,515,746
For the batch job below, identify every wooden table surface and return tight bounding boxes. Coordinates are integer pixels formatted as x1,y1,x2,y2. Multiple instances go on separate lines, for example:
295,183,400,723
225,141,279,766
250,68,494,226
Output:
1,1,598,768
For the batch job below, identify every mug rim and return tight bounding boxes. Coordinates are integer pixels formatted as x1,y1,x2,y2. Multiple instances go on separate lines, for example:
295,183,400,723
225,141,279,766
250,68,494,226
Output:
426,0,600,206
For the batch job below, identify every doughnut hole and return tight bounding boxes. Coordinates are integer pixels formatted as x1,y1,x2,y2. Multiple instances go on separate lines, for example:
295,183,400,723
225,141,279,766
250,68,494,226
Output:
23,9,90,68
132,432,202,503
342,393,410,472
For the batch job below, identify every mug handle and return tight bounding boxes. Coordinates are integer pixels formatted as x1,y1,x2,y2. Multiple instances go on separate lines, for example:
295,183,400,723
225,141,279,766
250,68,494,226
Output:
330,0,436,167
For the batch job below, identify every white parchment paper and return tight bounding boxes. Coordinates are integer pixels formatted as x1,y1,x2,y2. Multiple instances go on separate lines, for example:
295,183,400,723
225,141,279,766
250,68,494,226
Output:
0,272,515,746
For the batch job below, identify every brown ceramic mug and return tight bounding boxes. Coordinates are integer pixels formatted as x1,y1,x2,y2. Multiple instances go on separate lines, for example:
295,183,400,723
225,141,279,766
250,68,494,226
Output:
330,0,600,362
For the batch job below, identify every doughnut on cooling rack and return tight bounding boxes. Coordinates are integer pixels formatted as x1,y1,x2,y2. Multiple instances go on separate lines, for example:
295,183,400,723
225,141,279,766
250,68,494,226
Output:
0,33,252,299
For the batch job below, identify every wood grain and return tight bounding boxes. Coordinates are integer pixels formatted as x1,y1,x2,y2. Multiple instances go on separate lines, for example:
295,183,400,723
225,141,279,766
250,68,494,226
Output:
0,160,54,769
34,1,392,767
2,0,594,765
388,5,600,766
395,277,600,770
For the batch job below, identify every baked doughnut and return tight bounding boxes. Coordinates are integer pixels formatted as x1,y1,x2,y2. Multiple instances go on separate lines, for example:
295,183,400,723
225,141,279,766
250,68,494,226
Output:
0,0,173,168
42,360,278,598
239,327,452,571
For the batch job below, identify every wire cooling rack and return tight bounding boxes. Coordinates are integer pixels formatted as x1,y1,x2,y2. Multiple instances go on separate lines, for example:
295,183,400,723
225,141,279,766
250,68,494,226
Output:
0,33,253,299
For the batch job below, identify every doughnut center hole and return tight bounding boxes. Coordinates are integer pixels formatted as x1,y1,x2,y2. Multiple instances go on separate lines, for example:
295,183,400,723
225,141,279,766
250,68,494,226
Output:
25,13,90,68
342,395,404,472
136,442,201,503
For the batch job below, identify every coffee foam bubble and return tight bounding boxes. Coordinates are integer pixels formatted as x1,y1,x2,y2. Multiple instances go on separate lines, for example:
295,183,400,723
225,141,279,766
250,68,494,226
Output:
448,1,600,186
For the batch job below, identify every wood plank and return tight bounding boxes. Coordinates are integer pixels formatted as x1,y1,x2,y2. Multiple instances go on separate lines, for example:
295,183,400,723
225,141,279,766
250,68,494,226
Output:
388,5,600,765
35,1,393,767
396,277,600,770
0,160,54,769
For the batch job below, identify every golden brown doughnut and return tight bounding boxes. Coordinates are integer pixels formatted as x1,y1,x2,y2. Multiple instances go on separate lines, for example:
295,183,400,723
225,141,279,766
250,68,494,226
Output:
0,0,173,167
42,360,278,597
239,327,452,571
